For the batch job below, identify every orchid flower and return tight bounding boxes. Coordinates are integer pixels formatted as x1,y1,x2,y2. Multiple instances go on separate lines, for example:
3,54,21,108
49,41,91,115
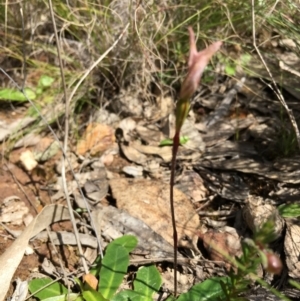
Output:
175,27,222,133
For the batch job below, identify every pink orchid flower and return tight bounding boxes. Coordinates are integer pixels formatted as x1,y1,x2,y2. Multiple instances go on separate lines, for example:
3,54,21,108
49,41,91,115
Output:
176,27,222,132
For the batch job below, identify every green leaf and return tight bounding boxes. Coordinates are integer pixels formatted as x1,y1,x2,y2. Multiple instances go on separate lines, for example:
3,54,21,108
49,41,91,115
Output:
89,255,102,277
278,203,300,218
289,279,300,290
42,294,80,301
134,266,162,298
177,277,229,301
112,290,151,301
159,138,173,146
0,87,36,101
225,64,236,76
38,75,55,88
109,235,138,254
240,53,251,65
159,136,189,146
83,288,108,301
28,278,68,299
164,296,176,301
98,244,129,299
180,136,189,144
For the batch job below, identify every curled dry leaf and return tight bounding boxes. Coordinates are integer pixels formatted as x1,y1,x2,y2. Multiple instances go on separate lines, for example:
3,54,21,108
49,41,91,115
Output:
199,226,242,268
109,178,200,253
76,123,115,156
243,195,284,239
284,222,300,278
120,142,148,165
118,117,136,142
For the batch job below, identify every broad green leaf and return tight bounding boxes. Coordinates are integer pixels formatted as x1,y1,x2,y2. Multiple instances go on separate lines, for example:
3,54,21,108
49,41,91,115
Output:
176,277,229,301
42,293,80,301
112,290,151,301
83,288,108,301
0,88,36,101
98,244,129,299
38,75,55,88
134,266,162,298
278,203,300,218
109,235,138,254
28,278,67,299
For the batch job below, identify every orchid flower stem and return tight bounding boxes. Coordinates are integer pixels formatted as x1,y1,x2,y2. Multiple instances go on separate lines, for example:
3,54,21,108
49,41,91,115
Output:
170,27,222,297
170,131,180,296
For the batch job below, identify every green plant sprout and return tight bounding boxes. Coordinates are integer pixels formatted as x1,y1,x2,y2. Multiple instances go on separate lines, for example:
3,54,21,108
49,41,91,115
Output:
0,74,55,103
28,235,162,301
28,222,287,301
278,203,300,218
170,27,222,296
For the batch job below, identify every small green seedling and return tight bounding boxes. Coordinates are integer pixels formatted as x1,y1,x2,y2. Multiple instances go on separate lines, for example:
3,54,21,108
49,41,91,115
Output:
0,75,55,103
28,235,163,301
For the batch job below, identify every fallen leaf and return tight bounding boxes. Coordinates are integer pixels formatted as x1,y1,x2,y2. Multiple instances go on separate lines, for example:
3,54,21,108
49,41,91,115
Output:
77,123,115,156
83,273,98,290
0,205,72,300
284,222,300,278
199,226,242,268
109,178,200,253
243,195,284,239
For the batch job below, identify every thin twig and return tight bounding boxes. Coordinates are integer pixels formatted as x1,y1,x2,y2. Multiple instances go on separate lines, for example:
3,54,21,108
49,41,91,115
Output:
251,0,300,150
19,5,27,90
48,0,88,274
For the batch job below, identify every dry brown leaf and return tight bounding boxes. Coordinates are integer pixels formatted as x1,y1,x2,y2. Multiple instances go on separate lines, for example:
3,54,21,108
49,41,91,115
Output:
120,143,148,164
83,273,98,290
109,178,200,253
77,123,115,156
92,204,179,258
131,141,172,162
199,226,242,268
284,222,300,278
175,170,207,202
0,205,72,300
243,195,284,239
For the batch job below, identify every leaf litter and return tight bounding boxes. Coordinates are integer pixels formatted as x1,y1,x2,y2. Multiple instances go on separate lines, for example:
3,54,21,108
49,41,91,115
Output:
1,27,300,301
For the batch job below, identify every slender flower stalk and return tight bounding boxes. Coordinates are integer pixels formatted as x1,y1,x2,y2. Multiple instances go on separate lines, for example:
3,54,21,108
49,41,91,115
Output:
170,27,222,296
